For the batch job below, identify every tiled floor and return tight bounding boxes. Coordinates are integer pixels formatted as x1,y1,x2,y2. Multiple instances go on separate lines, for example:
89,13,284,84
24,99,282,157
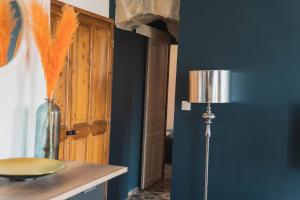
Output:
127,179,171,200
128,165,171,200
164,164,172,180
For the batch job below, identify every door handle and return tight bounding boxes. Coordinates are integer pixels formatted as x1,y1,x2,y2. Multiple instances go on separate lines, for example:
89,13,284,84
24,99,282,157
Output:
66,130,77,136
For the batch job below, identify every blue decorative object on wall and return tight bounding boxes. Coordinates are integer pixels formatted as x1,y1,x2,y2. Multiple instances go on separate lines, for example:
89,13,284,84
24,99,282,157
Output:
8,0,22,61
172,0,300,200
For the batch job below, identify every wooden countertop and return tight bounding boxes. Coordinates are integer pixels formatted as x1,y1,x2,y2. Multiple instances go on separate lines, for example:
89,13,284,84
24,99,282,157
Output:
0,161,127,200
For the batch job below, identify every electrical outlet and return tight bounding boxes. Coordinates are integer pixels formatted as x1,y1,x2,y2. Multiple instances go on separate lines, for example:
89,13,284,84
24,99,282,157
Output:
181,101,191,111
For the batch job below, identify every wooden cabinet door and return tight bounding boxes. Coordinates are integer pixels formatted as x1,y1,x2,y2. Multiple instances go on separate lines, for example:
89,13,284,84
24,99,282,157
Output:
51,1,113,164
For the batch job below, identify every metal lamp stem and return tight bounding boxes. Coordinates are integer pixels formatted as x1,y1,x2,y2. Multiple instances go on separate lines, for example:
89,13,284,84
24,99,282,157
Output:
189,70,230,200
203,103,215,200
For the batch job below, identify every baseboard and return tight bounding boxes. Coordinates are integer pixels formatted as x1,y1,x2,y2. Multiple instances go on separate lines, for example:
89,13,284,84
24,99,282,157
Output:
128,187,139,196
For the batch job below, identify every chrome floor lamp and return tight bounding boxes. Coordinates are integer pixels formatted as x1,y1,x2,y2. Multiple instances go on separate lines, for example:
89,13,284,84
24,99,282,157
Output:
189,70,231,200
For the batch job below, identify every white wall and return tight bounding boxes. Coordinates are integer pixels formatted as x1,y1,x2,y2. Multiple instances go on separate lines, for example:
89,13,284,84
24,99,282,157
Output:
59,0,109,17
0,0,110,158
0,0,46,158
166,45,178,136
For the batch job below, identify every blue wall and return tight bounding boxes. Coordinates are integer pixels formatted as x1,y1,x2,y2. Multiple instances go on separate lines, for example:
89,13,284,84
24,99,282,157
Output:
172,0,300,199
108,1,147,199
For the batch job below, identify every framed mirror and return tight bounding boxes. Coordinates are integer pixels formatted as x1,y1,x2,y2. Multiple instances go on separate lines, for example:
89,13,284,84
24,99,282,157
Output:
0,0,23,67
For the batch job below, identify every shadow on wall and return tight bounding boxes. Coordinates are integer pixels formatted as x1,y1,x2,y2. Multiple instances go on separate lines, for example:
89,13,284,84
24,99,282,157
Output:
289,103,300,169
108,27,147,200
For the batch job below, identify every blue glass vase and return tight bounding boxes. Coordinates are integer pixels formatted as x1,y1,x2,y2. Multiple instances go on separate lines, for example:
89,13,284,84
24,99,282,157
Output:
34,99,61,159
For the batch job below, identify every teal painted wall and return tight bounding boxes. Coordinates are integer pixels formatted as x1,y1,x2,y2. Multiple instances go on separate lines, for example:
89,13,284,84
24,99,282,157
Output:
108,1,147,199
172,0,300,199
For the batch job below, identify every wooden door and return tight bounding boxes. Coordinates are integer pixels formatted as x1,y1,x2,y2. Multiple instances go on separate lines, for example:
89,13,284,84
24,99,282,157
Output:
51,1,114,164
141,39,170,188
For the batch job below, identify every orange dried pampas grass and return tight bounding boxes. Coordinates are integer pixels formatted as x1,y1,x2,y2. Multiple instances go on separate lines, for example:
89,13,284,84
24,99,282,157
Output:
30,0,78,99
0,0,16,66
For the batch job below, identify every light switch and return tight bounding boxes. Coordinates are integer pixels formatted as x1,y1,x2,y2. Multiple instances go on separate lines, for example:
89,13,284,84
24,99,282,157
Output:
181,101,191,111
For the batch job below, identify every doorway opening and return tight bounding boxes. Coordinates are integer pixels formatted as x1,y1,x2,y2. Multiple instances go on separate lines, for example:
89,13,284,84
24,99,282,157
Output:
128,24,178,200
164,44,178,181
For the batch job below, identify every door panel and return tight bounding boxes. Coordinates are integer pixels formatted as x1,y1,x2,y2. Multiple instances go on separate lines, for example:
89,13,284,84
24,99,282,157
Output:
51,1,113,164
68,137,87,162
71,25,91,126
86,26,111,164
53,55,69,129
51,13,70,159
90,28,109,122
141,39,170,188
86,134,105,163
58,141,65,160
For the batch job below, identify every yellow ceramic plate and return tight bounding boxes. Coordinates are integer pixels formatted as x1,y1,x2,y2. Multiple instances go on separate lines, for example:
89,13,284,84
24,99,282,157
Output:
0,158,65,180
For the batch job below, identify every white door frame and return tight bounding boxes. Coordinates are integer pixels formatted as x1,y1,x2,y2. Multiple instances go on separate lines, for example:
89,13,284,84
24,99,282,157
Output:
138,25,171,189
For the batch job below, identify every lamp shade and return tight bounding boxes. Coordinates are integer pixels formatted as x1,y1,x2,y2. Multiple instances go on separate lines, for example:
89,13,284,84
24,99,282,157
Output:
189,70,231,103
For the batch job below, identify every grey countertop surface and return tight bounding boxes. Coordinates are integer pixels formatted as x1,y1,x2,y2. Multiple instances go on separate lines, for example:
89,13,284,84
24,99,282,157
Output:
0,161,127,200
